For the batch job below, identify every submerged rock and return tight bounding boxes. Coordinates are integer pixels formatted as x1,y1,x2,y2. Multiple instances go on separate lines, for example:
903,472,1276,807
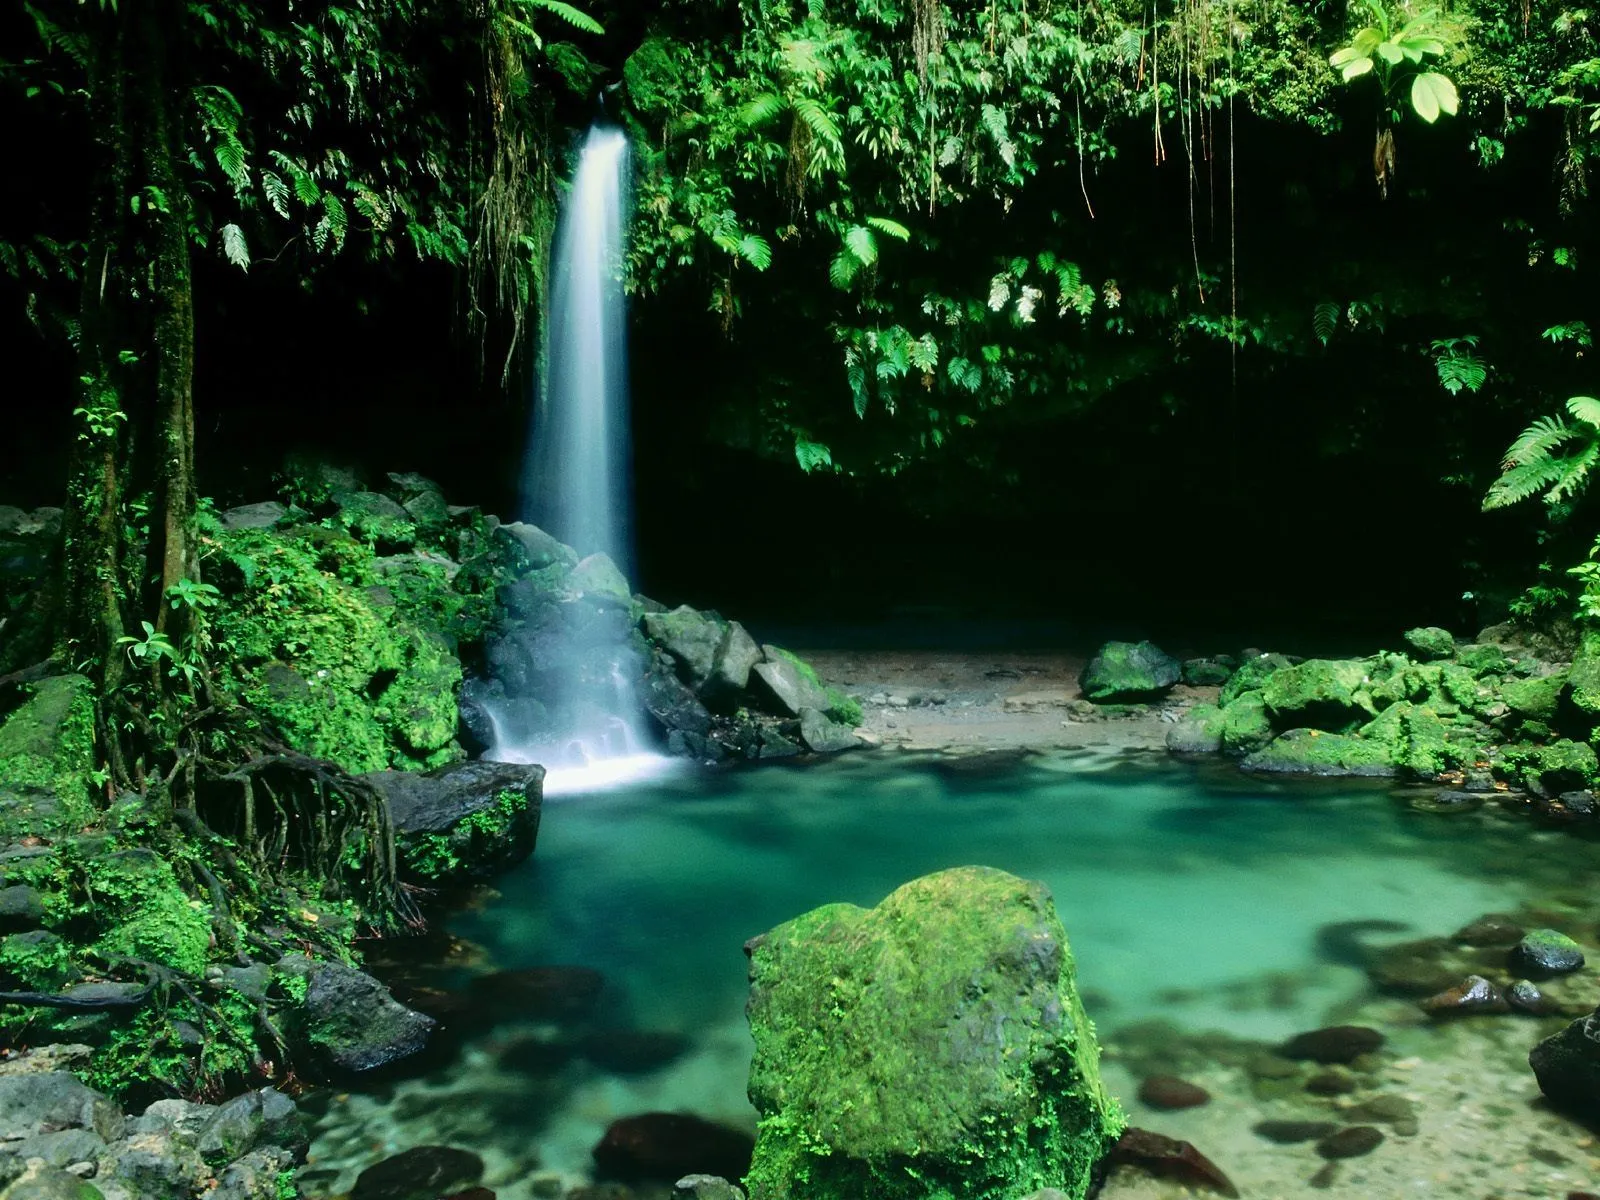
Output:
1279,1025,1384,1064
743,866,1122,1200
1252,1120,1337,1144
592,1113,754,1184
1109,1128,1237,1198
1420,974,1509,1017
1137,1075,1209,1109
290,961,436,1075
1315,1126,1383,1159
1080,641,1180,703
352,1146,484,1200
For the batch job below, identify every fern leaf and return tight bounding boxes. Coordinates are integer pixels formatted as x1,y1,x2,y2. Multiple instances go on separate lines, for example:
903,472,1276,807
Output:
262,171,290,218
738,234,772,270
792,97,843,158
523,0,604,34
847,357,869,418
214,135,249,192
1312,301,1339,346
321,193,348,251
988,274,1011,312
1484,457,1570,510
980,103,1015,168
220,223,249,271
829,250,859,290
865,216,910,241
1549,443,1600,503
1567,395,1600,428
844,225,877,266
738,92,785,128
1503,415,1575,468
794,436,833,473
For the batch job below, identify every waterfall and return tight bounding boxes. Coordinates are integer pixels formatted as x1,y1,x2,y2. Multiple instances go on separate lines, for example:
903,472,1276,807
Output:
484,124,672,795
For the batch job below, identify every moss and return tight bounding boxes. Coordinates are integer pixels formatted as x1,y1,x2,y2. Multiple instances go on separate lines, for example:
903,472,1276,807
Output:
744,867,1122,1200
0,931,76,991
1567,630,1600,716
1361,703,1475,779
83,850,212,978
770,647,859,725
1219,693,1273,756
1501,672,1568,722
1502,738,1599,794
211,527,464,774
1241,728,1397,776
400,788,528,882
1455,643,1510,676
0,675,98,839
1261,659,1374,731
1220,653,1294,706
1403,627,1456,660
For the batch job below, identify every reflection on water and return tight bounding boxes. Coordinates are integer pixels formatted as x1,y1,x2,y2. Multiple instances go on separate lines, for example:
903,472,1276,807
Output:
306,748,1600,1196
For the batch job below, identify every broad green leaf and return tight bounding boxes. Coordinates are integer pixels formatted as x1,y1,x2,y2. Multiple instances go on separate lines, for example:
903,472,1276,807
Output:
829,250,859,290
865,216,911,241
1340,56,1374,81
738,234,771,270
1376,41,1404,65
844,225,878,266
1410,72,1458,123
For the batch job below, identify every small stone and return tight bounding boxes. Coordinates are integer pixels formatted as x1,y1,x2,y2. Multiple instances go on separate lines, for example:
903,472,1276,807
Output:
1516,929,1586,976
1420,974,1510,1017
1308,1162,1340,1189
1304,1068,1357,1096
1453,913,1524,946
1281,1025,1385,1064
352,1147,484,1200
1404,627,1456,660
1508,979,1550,1014
1252,1120,1338,1144
1245,1053,1299,1080
526,1173,564,1199
1345,1094,1416,1126
672,1176,747,1200
0,886,43,927
1110,1128,1238,1198
1137,1075,1209,1110
1315,1126,1384,1159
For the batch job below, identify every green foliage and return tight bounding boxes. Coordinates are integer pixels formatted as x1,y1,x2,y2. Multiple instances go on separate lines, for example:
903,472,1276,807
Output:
1483,395,1600,510
1327,1,1461,121
1430,336,1488,395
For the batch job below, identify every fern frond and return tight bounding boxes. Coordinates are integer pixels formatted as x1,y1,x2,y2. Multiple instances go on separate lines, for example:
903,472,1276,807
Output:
1503,415,1575,468
262,172,290,218
792,97,843,160
829,250,859,290
738,234,772,270
738,93,785,128
844,225,877,266
865,216,910,241
1567,395,1600,428
1312,301,1339,346
1484,457,1573,510
521,0,604,34
219,223,249,271
980,103,1015,167
1549,442,1600,503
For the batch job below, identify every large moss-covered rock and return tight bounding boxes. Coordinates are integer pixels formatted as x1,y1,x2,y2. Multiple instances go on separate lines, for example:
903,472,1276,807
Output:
1079,641,1179,703
1359,703,1476,779
1219,693,1274,756
1219,653,1294,707
1260,659,1373,731
645,606,726,688
1166,705,1223,754
1241,729,1396,776
1501,672,1568,722
1567,631,1600,716
0,676,96,841
1503,739,1598,796
1403,627,1456,661
366,760,544,883
743,866,1123,1200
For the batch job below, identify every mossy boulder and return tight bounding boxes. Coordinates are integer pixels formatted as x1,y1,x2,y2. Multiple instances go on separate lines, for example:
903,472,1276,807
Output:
1567,630,1600,717
743,866,1123,1200
1503,739,1599,796
1455,643,1510,676
1166,705,1223,754
1501,672,1568,722
283,959,435,1077
332,491,414,549
366,760,544,883
1219,653,1294,707
1359,703,1474,780
84,850,212,978
1403,627,1456,661
1220,693,1274,756
1079,641,1180,703
0,676,96,842
1241,729,1396,776
1260,659,1374,731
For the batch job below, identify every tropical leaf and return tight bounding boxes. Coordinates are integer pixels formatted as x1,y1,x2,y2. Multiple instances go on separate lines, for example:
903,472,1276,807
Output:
262,171,291,219
980,103,1015,167
738,92,785,127
213,134,249,192
522,0,603,34
844,225,877,266
1313,301,1340,346
220,223,249,271
794,436,834,473
1568,395,1600,427
865,216,911,241
829,250,860,290
738,234,772,270
1410,72,1459,123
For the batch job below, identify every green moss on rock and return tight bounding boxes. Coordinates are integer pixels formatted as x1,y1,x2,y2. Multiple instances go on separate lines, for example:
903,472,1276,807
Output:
1501,672,1568,723
83,850,212,978
1166,704,1223,754
1260,659,1374,731
1220,693,1274,757
1220,653,1294,706
0,675,97,841
1360,703,1473,779
1241,729,1397,776
744,866,1123,1200
1403,627,1456,660
1502,739,1599,796
1080,641,1180,703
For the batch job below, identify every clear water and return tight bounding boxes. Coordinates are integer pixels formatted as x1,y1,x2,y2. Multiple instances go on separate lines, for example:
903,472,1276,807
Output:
307,749,1595,1195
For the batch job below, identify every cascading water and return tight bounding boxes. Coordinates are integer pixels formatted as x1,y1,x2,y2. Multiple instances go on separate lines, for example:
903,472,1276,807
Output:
483,124,673,795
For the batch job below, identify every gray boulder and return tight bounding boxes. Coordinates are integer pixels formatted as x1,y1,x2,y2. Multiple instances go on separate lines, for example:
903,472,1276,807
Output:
568,553,631,606
197,1089,305,1166
751,648,830,717
799,708,858,754
364,760,543,884
644,607,726,688
1080,641,1181,703
492,522,574,571
1530,1005,1600,1116
702,622,763,710
291,961,435,1075
0,1074,122,1141
219,502,287,532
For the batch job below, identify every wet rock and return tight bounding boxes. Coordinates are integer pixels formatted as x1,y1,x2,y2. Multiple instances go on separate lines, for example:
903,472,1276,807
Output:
1110,1128,1238,1198
1261,659,1374,730
1243,729,1395,776
333,491,414,548
1252,1120,1338,1144
593,1114,754,1184
1346,1094,1417,1127
352,1146,484,1200
0,1074,122,1141
1508,979,1551,1014
292,961,436,1074
196,1088,304,1165
703,623,763,710
1280,1025,1384,1064
757,728,801,759
466,965,604,1022
1368,938,1461,995
798,708,857,753
492,522,574,571
1453,914,1524,947
1404,627,1456,660
1420,974,1510,1017
569,554,631,606
0,886,43,929
1137,1075,1209,1109
1530,1005,1600,1115
1166,705,1223,754
743,867,1120,1200
1515,739,1598,797
1539,790,1599,822
0,1164,99,1200
1304,1068,1357,1096
1314,1126,1384,1159
1080,641,1181,703
365,760,544,884
211,1147,296,1200
1515,929,1586,976
1411,789,1482,813
644,608,727,690
1245,1053,1299,1080
8,1129,105,1169
672,1177,746,1200
642,654,713,742
220,501,288,531
578,1030,691,1075
750,649,830,718
1308,1162,1339,1189
1181,658,1233,687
